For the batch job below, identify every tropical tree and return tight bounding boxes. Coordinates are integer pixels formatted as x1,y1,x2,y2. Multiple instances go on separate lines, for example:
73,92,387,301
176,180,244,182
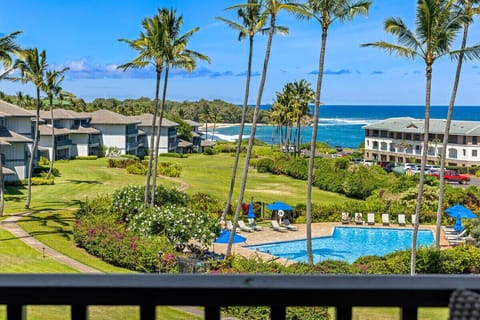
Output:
217,0,269,223
0,31,23,79
305,0,371,265
150,8,210,205
435,0,480,248
0,30,23,215
362,0,480,274
226,0,308,257
118,10,168,204
42,67,70,179
12,48,48,209
289,79,314,156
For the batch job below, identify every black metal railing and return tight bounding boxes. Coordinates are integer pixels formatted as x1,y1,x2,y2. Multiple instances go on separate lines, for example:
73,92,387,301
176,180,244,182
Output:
0,274,476,320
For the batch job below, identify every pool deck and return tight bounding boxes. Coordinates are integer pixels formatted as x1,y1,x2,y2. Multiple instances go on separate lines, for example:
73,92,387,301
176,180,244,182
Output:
211,222,450,266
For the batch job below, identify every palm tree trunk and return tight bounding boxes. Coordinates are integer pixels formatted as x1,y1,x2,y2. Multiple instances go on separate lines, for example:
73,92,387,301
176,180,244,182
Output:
411,64,433,275
144,69,162,204
226,14,276,257
435,24,469,248
25,87,41,209
46,98,55,179
220,35,254,222
306,27,328,265
296,116,301,157
151,65,170,206
0,145,4,216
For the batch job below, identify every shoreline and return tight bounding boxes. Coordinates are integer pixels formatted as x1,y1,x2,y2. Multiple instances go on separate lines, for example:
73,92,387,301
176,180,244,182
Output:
200,122,270,130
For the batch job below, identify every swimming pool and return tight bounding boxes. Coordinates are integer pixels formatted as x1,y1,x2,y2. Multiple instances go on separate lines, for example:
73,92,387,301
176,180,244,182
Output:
246,226,434,264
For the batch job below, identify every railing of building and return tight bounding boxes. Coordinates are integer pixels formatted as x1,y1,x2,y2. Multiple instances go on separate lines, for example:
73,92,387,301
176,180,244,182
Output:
0,274,475,320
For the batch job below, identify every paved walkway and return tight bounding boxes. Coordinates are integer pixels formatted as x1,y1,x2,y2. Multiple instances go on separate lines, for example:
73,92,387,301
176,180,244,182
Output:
0,211,213,319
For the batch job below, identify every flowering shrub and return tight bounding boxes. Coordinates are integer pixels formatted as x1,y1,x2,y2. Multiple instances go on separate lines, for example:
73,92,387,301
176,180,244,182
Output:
156,162,182,177
129,204,220,247
126,162,147,175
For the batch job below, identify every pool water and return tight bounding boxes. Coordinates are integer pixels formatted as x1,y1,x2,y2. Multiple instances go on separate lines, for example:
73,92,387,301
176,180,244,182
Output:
246,226,434,264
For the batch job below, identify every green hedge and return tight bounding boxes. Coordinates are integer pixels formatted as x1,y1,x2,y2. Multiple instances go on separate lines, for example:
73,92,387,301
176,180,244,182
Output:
75,155,98,160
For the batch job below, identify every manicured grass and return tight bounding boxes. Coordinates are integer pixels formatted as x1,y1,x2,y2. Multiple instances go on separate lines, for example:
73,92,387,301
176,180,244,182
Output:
17,210,132,273
0,306,201,320
160,153,350,206
0,227,76,272
328,307,448,319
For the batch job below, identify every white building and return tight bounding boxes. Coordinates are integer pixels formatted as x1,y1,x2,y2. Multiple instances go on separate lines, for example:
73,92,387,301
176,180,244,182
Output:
129,114,178,156
39,109,102,160
364,117,480,167
90,110,140,156
0,100,34,180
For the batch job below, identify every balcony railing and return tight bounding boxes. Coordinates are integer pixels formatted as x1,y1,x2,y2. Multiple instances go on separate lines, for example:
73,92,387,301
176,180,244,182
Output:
0,274,477,320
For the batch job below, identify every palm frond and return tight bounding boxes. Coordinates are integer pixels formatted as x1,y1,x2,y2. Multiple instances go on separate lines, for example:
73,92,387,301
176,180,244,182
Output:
361,41,418,60
450,43,480,61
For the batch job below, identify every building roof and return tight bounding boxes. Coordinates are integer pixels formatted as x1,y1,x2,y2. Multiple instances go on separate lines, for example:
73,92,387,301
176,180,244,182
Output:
130,114,178,127
0,128,32,143
40,108,91,120
39,125,71,136
201,140,216,147
90,110,140,125
364,117,480,136
184,119,201,128
0,100,35,117
178,139,193,148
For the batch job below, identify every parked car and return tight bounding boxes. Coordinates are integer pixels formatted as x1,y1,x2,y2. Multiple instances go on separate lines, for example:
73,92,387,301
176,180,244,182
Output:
360,159,374,166
428,169,470,184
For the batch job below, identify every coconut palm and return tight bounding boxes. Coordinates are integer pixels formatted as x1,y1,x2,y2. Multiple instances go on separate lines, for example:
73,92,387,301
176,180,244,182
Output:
42,67,71,179
435,0,480,248
0,31,23,79
362,0,480,274
118,10,168,204
289,79,314,156
226,0,308,257
305,0,371,265
12,48,48,209
217,0,272,222
150,8,210,205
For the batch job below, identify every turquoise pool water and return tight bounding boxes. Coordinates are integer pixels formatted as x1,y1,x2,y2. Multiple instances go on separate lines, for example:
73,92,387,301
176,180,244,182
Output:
246,226,435,264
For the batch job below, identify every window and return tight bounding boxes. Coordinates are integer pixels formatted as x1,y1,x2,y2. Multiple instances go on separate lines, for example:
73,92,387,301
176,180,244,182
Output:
473,150,478,157
463,149,466,156
473,136,478,145
463,136,467,144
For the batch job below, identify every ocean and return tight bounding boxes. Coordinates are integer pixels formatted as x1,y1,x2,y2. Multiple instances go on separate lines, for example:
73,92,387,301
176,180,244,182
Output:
206,105,480,149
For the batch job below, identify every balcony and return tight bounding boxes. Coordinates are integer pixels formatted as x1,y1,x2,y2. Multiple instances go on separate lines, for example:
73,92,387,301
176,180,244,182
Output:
0,274,474,320
56,139,73,147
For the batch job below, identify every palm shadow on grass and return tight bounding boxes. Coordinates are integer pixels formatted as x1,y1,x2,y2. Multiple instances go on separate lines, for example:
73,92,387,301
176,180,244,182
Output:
65,179,103,185
17,214,75,241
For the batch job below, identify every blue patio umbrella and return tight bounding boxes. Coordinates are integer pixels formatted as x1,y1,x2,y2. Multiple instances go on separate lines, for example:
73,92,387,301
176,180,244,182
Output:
446,204,477,232
247,202,256,219
266,201,292,211
214,230,247,244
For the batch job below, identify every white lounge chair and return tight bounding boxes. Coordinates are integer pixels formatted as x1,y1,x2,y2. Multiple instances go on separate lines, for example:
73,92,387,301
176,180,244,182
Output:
226,220,240,233
283,219,298,231
411,214,417,227
398,214,406,226
382,214,390,226
341,212,350,224
238,220,254,232
367,213,375,225
271,220,288,232
354,213,364,225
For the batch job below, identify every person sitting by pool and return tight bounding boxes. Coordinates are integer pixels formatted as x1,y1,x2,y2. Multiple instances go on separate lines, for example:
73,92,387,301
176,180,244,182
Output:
354,212,364,225
341,212,350,224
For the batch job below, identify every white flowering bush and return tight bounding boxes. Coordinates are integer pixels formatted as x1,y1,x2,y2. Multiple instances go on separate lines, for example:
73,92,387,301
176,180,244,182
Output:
129,204,220,247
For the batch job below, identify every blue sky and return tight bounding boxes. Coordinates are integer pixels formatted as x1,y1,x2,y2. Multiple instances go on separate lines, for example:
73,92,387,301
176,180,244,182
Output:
1,0,480,105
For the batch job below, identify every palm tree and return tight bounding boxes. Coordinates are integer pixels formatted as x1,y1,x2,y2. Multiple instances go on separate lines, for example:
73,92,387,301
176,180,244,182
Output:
226,0,308,257
362,0,480,274
289,79,314,156
118,10,168,204
0,30,23,215
43,67,71,179
435,0,480,248
0,31,23,79
217,0,269,223
305,0,371,265
150,8,210,205
13,48,48,209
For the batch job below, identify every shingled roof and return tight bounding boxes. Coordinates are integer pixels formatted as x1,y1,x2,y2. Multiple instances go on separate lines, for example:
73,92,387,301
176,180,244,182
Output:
130,114,178,127
90,110,140,125
0,100,35,117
